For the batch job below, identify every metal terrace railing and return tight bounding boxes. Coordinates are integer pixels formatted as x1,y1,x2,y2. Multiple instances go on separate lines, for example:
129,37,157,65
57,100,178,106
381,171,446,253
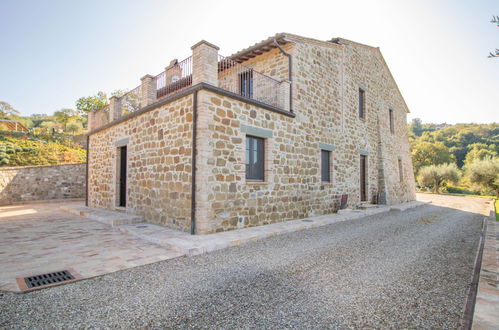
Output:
119,85,142,115
89,48,289,131
218,55,282,108
155,56,193,99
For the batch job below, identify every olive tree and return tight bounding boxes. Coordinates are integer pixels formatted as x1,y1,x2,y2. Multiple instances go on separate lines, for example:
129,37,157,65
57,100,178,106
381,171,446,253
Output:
466,157,499,196
417,163,460,193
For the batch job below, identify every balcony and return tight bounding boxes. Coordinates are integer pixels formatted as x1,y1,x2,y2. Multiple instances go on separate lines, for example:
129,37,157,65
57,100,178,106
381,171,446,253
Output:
89,41,290,131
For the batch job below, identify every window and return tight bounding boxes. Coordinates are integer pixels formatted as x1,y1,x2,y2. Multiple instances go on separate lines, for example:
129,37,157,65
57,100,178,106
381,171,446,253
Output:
398,158,403,182
358,88,366,119
240,70,253,98
321,150,331,182
389,109,394,134
246,135,264,180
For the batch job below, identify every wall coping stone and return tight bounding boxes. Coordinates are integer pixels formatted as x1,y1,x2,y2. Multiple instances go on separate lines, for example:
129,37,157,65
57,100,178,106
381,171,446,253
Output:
0,163,86,171
191,40,220,50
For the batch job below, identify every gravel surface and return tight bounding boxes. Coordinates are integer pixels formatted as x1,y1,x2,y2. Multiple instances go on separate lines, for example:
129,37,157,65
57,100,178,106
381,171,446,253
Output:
0,196,487,329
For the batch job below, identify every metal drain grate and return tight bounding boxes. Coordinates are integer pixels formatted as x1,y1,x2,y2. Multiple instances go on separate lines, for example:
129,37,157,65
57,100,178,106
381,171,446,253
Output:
24,270,75,288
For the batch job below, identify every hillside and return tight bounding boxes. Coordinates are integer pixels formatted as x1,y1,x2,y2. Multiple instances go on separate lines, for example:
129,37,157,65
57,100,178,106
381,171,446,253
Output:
409,121,498,195
409,122,498,170
0,132,86,167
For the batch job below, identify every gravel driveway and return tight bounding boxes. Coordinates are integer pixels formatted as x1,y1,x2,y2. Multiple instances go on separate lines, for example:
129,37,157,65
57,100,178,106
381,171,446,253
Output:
0,195,488,329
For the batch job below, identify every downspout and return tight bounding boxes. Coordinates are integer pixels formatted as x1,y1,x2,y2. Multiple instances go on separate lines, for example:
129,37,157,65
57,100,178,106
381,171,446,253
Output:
190,91,198,235
85,135,89,207
273,38,293,112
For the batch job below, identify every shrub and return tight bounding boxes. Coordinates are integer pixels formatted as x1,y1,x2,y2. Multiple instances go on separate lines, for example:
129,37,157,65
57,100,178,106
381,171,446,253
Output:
466,157,499,196
442,186,480,195
417,163,460,193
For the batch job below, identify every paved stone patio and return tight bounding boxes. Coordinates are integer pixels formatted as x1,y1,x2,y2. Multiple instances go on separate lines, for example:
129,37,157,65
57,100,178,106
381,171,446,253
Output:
0,202,183,292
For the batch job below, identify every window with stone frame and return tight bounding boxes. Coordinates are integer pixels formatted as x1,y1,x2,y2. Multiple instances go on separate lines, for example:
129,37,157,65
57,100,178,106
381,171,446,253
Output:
389,108,395,134
321,150,331,182
246,135,264,181
398,158,403,182
358,88,366,119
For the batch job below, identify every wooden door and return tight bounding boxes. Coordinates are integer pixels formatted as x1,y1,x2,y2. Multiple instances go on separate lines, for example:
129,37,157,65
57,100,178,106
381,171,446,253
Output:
360,155,367,202
119,146,127,207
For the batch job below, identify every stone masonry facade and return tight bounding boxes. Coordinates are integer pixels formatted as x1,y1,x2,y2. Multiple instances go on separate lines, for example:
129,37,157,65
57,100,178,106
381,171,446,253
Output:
88,95,193,232
87,33,416,234
0,163,86,205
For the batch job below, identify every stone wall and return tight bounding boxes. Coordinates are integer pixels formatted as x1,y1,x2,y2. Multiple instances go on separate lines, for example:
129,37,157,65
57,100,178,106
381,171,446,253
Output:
87,95,193,232
289,36,415,205
193,36,415,234
0,163,86,205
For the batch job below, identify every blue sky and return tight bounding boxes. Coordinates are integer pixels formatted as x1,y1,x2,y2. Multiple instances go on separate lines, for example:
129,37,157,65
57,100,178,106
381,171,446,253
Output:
0,0,498,124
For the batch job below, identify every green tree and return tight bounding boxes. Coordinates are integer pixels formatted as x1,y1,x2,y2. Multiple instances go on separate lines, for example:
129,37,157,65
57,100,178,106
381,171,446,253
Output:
65,120,83,135
409,118,423,137
14,116,33,128
411,141,455,174
40,120,56,133
489,16,498,58
417,163,460,193
0,101,20,119
464,143,498,166
466,157,499,196
54,108,80,126
75,91,108,115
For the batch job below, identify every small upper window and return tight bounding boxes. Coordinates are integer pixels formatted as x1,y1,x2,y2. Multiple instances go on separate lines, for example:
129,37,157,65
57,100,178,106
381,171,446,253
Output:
358,88,366,119
246,135,264,181
321,150,331,182
398,158,403,182
389,109,394,134
240,70,253,99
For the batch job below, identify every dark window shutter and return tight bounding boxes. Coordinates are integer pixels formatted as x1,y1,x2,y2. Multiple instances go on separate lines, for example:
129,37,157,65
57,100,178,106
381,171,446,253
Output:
321,150,330,182
358,88,365,118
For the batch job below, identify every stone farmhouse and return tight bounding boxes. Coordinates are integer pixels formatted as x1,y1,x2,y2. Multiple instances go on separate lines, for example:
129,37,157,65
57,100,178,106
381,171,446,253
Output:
86,33,416,235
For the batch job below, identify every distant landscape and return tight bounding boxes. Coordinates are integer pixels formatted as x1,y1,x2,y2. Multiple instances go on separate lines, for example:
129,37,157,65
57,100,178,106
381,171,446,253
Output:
409,119,498,196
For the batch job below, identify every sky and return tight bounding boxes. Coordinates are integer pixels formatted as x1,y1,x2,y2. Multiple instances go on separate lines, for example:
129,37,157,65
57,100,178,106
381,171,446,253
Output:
0,0,498,124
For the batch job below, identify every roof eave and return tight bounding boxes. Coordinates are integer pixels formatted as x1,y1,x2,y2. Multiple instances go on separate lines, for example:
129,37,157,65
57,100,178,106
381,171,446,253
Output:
229,33,288,63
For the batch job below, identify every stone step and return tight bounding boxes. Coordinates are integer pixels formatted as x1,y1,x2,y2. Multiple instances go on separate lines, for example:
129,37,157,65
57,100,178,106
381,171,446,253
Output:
358,203,379,209
60,205,142,227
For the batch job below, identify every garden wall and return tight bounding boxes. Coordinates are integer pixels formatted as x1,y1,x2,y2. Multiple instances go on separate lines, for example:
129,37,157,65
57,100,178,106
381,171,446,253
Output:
0,163,86,206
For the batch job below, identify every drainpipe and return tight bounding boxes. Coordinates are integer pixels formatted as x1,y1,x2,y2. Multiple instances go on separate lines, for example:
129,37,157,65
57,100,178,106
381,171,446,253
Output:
85,135,89,207
274,38,293,112
190,91,198,235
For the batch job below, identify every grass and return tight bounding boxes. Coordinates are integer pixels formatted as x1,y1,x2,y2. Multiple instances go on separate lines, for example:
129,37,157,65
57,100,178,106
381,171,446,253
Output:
495,199,499,222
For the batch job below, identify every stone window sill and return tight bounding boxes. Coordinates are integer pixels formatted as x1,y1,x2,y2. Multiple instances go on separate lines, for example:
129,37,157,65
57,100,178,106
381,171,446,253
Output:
246,180,269,185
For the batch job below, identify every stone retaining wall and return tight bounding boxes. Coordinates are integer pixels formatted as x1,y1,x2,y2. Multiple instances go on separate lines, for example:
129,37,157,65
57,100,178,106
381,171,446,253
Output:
0,163,86,205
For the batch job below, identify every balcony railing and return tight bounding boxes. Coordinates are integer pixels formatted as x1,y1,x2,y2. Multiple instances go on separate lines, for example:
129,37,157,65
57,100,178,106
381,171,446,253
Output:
155,56,193,99
120,85,142,116
218,55,282,108
90,47,288,131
